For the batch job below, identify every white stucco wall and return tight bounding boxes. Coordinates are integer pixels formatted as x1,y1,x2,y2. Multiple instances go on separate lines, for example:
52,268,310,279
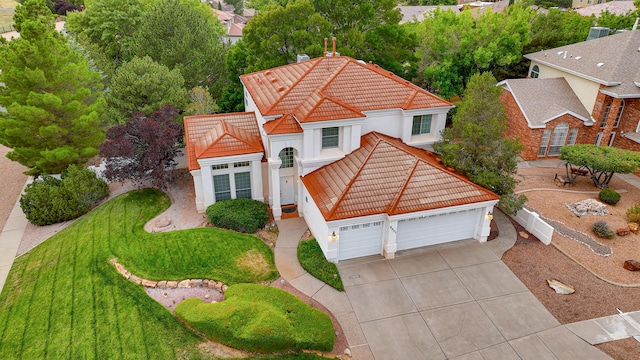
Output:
301,184,335,260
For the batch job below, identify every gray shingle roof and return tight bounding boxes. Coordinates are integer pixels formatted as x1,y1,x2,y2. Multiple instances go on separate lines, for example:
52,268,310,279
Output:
500,78,592,128
524,31,640,98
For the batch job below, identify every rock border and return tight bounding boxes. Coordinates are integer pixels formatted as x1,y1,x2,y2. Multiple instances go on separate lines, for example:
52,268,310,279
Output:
109,258,228,292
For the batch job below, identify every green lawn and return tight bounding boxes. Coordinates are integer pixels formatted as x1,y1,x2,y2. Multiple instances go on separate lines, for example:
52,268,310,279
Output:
0,189,279,359
298,239,344,291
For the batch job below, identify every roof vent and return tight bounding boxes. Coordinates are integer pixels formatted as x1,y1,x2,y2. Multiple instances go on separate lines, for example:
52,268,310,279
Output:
586,27,610,41
265,70,271,75
270,78,277,83
277,85,285,92
597,62,605,68
296,54,310,63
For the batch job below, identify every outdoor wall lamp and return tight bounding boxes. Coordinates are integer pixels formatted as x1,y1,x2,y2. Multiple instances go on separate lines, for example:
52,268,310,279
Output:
329,231,338,242
485,211,494,221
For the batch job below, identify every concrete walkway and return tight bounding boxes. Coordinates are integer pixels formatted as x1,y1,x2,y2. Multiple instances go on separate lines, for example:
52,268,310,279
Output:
275,213,614,359
0,180,29,294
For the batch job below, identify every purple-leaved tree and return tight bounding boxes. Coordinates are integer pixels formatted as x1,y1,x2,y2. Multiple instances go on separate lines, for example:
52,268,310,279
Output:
100,105,184,189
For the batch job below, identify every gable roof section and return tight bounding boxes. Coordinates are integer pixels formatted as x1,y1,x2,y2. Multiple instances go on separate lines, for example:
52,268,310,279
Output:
263,114,303,135
184,113,263,170
575,1,637,17
524,31,640,98
241,56,452,128
500,78,592,128
301,132,499,221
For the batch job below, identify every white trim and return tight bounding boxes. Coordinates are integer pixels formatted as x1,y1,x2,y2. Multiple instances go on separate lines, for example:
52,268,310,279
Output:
523,57,621,87
197,152,263,167
599,89,640,99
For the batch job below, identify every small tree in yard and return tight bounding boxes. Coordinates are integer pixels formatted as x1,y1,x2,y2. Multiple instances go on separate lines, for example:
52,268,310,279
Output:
560,144,640,189
433,72,526,215
100,105,184,189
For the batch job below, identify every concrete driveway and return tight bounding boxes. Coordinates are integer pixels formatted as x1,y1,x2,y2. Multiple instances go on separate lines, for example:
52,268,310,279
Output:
337,240,612,360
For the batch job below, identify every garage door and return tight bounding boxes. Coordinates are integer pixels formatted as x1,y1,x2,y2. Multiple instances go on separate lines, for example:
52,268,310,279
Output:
396,209,479,251
338,221,384,260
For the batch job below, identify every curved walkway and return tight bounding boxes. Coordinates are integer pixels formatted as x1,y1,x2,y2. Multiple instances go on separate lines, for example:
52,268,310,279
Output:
274,212,613,359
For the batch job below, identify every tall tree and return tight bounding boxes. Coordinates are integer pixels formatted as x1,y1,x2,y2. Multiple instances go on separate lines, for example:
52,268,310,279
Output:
418,5,533,99
186,87,218,115
100,105,184,189
105,56,188,124
433,72,525,215
242,0,332,72
130,0,227,91
218,40,250,113
0,0,105,176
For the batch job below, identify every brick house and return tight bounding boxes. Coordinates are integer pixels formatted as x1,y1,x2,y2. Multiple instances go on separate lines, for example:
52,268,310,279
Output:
499,31,640,160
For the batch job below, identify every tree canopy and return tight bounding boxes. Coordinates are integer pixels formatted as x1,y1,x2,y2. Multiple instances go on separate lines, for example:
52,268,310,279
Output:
105,56,188,124
100,105,184,189
560,145,640,189
433,72,525,214
0,0,105,176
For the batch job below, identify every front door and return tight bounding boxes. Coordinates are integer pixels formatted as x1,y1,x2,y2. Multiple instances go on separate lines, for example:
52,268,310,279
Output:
280,175,295,205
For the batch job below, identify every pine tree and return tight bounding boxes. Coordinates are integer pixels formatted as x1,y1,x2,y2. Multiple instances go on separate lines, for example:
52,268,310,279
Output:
433,72,526,215
0,0,105,176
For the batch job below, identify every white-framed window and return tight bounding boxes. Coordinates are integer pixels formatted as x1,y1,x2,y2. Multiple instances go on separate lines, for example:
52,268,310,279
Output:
600,99,613,128
530,65,540,78
608,132,616,147
234,172,251,198
614,99,625,128
212,164,229,170
279,147,294,168
412,115,432,135
234,161,250,168
567,128,578,145
539,129,551,156
548,122,569,156
213,174,231,201
596,132,603,146
322,127,339,149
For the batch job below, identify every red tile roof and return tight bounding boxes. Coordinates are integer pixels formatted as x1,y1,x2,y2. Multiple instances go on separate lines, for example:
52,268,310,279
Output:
184,113,263,170
241,56,452,130
301,132,499,221
263,114,303,135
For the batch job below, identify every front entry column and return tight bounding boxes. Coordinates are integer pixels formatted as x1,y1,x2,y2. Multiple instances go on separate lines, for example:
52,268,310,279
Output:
384,220,398,259
269,159,282,220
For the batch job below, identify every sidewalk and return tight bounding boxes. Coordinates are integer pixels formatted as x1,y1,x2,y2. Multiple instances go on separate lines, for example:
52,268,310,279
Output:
0,179,29,294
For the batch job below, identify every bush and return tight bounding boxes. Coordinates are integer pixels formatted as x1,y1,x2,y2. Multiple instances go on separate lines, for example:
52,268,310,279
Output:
298,238,344,291
20,165,109,226
175,284,334,353
626,204,640,223
592,220,615,239
206,198,268,233
598,188,620,205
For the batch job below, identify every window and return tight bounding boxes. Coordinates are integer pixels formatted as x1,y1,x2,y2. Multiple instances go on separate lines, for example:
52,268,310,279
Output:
567,128,578,146
279,148,294,168
614,99,625,128
595,132,603,146
539,129,551,156
234,172,251,198
600,99,613,128
548,122,569,156
322,127,339,148
213,174,231,201
212,164,228,170
608,132,616,147
530,65,540,78
412,115,432,135
234,161,250,168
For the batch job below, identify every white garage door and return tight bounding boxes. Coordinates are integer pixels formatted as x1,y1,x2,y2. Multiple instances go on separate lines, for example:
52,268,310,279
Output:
338,221,384,261
396,209,479,251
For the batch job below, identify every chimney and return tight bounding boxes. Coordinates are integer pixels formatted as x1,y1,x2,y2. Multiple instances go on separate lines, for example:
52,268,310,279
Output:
332,37,336,56
324,38,328,57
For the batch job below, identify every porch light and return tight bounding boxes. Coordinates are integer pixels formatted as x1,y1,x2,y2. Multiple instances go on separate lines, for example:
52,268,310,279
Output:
485,211,494,221
329,231,338,242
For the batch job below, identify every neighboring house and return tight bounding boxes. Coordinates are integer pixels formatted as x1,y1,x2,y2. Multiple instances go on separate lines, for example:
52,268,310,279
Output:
213,8,248,44
573,0,608,10
398,0,509,23
575,0,636,16
184,52,500,262
499,30,640,161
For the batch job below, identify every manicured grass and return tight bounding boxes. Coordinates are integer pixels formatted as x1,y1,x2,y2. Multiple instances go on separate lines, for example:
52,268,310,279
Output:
0,189,278,359
298,239,344,291
176,284,335,354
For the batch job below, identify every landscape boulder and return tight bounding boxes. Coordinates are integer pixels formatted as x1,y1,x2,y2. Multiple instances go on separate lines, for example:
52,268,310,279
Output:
623,260,640,271
547,279,575,295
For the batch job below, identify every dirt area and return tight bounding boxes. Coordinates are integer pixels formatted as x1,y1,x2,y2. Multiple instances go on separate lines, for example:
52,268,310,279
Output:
0,144,27,233
503,165,640,360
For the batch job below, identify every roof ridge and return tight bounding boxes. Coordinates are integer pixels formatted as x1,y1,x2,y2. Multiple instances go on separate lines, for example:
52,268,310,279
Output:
316,57,352,96
223,120,258,148
401,89,419,109
326,136,382,220
265,58,323,114
195,121,224,157
386,157,419,214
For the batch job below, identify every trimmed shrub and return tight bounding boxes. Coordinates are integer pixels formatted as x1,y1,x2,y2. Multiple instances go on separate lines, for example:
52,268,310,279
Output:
626,204,640,223
175,284,334,353
206,198,268,233
598,189,620,205
20,165,109,226
298,238,344,291
592,220,615,239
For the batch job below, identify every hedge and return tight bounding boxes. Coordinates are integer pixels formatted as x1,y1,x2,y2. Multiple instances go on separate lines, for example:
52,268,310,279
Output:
206,198,269,233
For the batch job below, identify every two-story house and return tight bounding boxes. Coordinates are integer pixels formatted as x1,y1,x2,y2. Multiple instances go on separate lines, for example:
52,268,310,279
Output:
499,30,640,160
184,51,499,262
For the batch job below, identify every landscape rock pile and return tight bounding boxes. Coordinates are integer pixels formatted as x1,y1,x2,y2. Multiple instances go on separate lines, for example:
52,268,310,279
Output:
566,198,609,217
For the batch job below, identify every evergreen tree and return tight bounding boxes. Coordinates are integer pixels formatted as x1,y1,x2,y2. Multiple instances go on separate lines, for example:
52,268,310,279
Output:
0,0,105,176
433,72,525,215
